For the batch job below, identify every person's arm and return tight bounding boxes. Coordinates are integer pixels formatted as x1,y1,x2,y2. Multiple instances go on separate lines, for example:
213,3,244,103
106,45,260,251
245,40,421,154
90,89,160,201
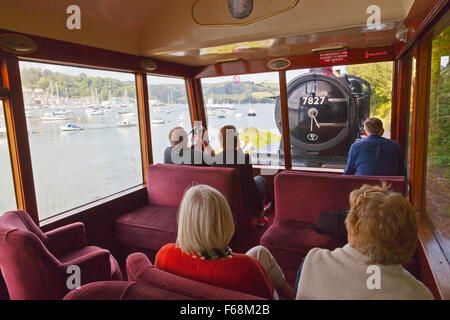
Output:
294,257,305,294
203,141,215,157
343,145,356,175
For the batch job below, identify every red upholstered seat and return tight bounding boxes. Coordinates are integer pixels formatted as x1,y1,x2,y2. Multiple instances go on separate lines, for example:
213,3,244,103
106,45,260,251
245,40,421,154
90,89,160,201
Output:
0,210,122,300
64,281,192,300
260,172,408,284
64,252,266,300
115,164,249,253
126,252,264,300
116,205,178,250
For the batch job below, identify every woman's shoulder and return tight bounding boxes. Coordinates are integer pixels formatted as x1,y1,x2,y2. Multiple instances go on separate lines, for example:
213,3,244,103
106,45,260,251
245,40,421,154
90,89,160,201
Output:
155,243,182,265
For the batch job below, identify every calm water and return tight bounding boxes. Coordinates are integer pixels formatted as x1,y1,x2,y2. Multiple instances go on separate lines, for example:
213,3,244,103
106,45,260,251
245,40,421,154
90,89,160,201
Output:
0,103,281,220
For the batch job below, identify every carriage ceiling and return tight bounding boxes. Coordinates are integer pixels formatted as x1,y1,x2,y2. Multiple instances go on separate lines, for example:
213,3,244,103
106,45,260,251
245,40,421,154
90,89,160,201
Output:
0,0,432,67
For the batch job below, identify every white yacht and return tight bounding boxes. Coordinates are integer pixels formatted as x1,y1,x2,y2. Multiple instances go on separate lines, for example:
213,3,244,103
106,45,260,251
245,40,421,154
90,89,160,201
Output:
247,105,256,117
117,120,137,127
151,119,165,124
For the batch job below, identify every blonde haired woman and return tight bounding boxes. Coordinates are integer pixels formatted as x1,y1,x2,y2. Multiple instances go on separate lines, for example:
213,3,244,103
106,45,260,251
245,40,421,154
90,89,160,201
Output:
155,185,294,299
296,183,434,300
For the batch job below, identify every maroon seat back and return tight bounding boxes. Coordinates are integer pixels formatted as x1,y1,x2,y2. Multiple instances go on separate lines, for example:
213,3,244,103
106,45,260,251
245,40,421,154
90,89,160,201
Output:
64,281,192,300
146,164,243,224
274,171,407,224
126,252,263,300
0,211,64,299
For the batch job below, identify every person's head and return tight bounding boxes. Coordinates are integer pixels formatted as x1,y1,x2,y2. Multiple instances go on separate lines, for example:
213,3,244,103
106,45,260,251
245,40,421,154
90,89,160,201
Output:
176,185,235,254
345,182,418,265
219,125,240,150
169,127,188,149
364,118,384,136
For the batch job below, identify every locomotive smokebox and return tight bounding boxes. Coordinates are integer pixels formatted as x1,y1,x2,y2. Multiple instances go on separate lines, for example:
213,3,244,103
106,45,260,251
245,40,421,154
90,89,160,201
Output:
274,71,370,166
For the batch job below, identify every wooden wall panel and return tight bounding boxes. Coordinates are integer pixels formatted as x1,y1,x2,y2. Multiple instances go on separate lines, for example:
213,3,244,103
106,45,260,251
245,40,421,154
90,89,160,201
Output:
395,0,448,59
194,46,393,78
0,29,192,78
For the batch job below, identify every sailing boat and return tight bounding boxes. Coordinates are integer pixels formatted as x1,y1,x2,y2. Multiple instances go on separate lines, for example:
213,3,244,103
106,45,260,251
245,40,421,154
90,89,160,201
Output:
41,81,72,121
247,104,256,117
86,88,104,115
118,89,136,117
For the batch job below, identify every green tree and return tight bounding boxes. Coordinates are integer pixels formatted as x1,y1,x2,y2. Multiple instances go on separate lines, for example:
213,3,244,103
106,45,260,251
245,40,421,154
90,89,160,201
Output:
346,62,393,128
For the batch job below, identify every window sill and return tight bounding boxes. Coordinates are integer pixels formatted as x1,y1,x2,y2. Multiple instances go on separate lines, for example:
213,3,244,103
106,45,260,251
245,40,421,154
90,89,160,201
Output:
252,164,344,174
417,213,450,300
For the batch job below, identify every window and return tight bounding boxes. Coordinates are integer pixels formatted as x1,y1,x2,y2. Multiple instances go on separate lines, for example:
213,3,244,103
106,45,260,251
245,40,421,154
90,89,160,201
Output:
20,62,143,221
425,26,449,256
147,75,190,164
0,100,17,214
201,72,283,166
286,62,393,168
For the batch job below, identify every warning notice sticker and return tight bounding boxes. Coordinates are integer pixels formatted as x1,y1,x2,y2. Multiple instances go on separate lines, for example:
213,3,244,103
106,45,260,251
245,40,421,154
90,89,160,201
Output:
319,50,349,65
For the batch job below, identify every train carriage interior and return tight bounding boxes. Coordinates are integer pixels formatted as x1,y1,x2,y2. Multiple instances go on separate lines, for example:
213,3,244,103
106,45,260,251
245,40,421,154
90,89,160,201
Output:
0,0,449,302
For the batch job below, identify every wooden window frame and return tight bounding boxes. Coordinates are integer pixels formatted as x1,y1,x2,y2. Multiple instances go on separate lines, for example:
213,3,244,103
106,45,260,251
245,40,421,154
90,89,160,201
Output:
1,56,38,223
400,9,450,299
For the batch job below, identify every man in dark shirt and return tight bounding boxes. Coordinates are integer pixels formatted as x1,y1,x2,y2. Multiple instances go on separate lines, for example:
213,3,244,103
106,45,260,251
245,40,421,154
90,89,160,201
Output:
344,118,406,176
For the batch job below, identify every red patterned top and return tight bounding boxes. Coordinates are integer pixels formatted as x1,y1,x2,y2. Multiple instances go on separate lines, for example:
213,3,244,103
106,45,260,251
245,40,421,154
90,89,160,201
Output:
155,243,274,299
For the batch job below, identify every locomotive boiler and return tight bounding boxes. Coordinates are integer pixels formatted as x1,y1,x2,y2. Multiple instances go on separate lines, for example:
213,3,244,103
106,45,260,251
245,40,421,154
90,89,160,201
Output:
274,69,371,166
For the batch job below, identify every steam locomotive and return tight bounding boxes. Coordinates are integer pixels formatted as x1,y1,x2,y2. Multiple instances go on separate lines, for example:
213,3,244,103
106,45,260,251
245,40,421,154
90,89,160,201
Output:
274,69,371,166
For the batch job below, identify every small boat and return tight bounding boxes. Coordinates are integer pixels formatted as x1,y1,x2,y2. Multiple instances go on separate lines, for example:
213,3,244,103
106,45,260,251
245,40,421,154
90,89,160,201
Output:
53,108,73,115
119,111,136,117
60,124,83,131
235,113,245,117
247,105,256,117
41,112,71,121
151,119,165,124
86,107,104,116
217,114,226,119
117,120,136,127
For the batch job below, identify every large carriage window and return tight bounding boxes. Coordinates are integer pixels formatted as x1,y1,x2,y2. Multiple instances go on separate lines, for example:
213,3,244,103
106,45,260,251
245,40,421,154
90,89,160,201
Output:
20,62,143,221
0,100,17,214
147,75,190,164
285,62,393,168
426,26,449,257
201,72,283,166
